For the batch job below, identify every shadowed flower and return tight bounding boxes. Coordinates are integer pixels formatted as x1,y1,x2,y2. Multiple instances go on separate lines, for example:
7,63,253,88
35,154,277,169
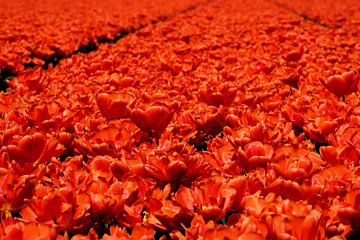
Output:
198,82,237,107
0,174,36,218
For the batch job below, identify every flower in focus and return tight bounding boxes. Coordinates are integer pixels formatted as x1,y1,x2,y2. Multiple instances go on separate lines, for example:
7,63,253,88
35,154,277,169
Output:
129,101,180,137
96,92,135,119
321,70,359,97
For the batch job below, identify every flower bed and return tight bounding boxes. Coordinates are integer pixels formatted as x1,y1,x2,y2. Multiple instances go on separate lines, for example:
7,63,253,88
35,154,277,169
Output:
1,0,360,239
273,0,360,31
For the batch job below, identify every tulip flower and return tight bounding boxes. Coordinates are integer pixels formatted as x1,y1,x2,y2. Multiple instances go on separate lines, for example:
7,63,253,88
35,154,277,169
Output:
96,92,135,119
254,60,274,74
273,152,322,182
129,101,180,138
338,190,360,230
235,141,274,170
173,177,237,222
321,70,359,98
3,0,360,237
198,83,237,107
320,145,358,166
196,113,227,136
284,46,304,62
3,133,64,173
144,150,212,184
2,222,57,240
0,174,36,218
303,117,339,143
151,199,194,230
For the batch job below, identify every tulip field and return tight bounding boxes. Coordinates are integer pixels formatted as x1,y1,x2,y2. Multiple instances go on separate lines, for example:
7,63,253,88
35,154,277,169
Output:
1,0,360,239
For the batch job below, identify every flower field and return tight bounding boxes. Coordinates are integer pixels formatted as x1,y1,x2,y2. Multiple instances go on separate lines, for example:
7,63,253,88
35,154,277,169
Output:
1,0,360,239
0,0,205,74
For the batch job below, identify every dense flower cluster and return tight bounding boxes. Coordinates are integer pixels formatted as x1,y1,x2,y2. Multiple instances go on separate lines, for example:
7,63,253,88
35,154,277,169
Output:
0,0,205,74
273,0,360,30
1,0,360,239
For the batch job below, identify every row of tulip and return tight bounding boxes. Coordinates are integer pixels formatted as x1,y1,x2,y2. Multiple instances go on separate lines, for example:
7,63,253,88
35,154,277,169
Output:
1,0,360,239
0,0,206,75
273,0,360,31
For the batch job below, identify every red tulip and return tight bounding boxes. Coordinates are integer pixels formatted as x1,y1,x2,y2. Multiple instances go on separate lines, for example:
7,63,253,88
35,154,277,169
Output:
237,232,265,240
102,226,129,240
240,194,266,217
3,133,64,171
284,46,304,62
338,207,360,231
273,152,322,181
109,74,139,89
320,145,358,165
312,165,351,197
198,83,237,107
321,70,359,97
96,92,135,119
109,160,129,179
174,177,237,222
282,180,321,201
195,106,227,136
281,73,299,88
254,60,274,74
338,189,360,230
69,228,98,240
144,151,212,184
236,141,274,170
5,133,46,165
0,174,36,215
130,223,155,240
129,101,179,136
3,222,57,240
151,199,194,230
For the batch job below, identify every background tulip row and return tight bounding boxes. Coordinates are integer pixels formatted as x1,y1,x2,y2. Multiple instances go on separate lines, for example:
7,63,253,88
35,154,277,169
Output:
1,0,360,239
0,0,206,75
273,0,360,30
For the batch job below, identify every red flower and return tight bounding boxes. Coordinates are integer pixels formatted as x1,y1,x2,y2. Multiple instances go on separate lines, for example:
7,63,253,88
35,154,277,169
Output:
198,83,237,107
195,105,228,136
21,188,92,233
311,165,351,198
173,177,237,222
320,145,358,165
129,101,179,137
338,190,360,230
284,46,304,62
2,133,64,172
102,225,129,240
96,92,135,119
254,60,274,74
151,199,194,230
144,151,212,184
266,211,321,240
303,117,339,143
130,223,155,240
235,141,274,170
321,70,359,97
273,151,322,182
0,174,36,217
3,222,57,240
